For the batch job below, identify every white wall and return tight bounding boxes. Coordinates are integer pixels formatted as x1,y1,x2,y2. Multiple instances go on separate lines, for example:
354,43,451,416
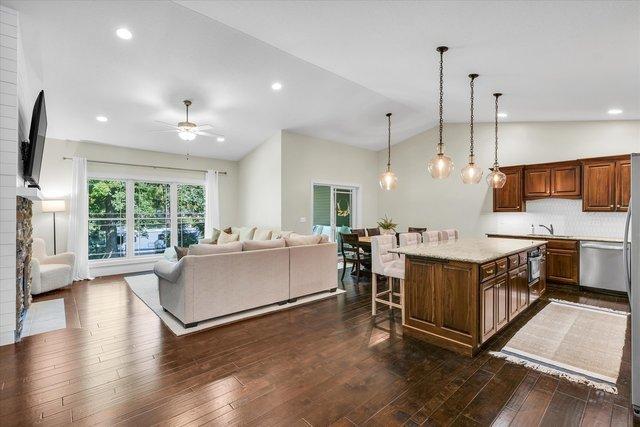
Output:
281,131,379,234
377,121,640,238
33,138,239,255
237,131,281,227
0,5,18,346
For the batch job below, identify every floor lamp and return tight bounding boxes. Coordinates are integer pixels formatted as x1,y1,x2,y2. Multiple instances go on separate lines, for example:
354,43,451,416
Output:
41,200,66,254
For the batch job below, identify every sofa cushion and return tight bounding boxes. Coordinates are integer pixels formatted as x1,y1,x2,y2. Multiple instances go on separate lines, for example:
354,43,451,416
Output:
271,230,293,240
189,241,243,255
242,239,286,251
217,230,239,244
232,226,257,242
285,234,322,247
253,228,273,241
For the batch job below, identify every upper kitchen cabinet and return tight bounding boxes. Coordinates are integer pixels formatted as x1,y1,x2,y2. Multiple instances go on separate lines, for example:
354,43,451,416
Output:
616,159,631,211
494,166,525,212
582,155,630,212
524,161,581,200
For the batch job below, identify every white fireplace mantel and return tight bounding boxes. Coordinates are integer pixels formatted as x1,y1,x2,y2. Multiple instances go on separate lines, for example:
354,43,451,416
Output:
16,187,43,201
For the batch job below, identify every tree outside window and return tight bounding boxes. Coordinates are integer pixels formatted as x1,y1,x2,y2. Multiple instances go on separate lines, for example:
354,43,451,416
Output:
88,179,126,260
134,182,171,256
178,184,205,247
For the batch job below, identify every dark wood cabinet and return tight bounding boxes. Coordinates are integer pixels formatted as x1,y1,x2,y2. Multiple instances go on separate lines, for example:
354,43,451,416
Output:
550,164,581,198
495,274,509,332
481,278,496,342
493,166,525,212
616,159,631,212
546,239,579,285
582,160,616,211
524,167,551,198
517,265,529,311
508,269,519,321
524,162,581,200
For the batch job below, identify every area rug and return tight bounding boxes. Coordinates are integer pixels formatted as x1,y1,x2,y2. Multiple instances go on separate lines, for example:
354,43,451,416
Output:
491,299,629,393
125,274,345,336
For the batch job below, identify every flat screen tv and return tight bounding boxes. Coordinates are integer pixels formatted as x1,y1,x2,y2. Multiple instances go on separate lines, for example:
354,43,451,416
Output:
23,90,47,188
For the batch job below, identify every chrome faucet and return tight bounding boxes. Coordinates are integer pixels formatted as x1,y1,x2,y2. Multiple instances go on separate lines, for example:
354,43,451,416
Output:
539,224,554,235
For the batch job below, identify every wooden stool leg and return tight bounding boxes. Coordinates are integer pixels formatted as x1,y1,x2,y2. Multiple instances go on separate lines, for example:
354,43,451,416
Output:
388,277,393,312
371,273,377,315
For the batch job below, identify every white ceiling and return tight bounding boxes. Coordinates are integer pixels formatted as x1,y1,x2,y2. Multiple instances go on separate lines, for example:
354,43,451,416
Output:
7,0,639,160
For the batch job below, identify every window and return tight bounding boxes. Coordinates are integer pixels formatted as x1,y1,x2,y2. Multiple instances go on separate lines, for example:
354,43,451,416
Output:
88,178,206,261
134,182,171,256
88,179,127,260
177,184,205,247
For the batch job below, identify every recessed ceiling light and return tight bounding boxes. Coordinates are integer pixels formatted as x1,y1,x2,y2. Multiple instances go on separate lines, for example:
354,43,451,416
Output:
271,82,282,91
608,108,623,115
96,115,108,122
497,112,508,118
217,136,225,142
116,28,132,40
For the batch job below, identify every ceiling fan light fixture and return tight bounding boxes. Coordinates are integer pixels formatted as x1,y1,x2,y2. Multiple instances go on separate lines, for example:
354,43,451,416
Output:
179,131,196,141
216,136,225,142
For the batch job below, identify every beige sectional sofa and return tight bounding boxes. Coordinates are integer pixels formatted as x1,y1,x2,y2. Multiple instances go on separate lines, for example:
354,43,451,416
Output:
154,242,337,327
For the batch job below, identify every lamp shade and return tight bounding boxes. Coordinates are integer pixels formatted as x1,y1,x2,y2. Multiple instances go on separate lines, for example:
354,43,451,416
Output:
42,200,66,213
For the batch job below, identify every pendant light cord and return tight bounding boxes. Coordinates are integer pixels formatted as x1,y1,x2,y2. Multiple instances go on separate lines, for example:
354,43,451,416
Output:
438,48,444,154
386,113,392,171
469,75,476,158
493,93,501,168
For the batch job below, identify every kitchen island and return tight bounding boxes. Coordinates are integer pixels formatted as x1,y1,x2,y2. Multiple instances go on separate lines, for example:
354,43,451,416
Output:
391,238,547,356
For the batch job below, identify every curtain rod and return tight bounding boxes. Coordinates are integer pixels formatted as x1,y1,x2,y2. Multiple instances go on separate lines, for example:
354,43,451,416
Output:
62,157,227,175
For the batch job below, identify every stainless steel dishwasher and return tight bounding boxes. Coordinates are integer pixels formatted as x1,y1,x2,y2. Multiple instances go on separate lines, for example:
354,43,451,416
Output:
580,241,628,293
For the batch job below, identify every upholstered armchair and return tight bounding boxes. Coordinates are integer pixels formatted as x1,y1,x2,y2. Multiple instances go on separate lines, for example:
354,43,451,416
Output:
30,238,75,295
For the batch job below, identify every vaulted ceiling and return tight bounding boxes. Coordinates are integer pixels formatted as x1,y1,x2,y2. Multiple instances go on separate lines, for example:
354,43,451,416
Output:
7,0,639,160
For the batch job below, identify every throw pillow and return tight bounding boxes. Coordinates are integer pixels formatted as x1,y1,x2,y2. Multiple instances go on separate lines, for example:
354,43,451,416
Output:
319,234,329,243
217,230,240,244
271,230,293,240
232,226,257,242
174,246,189,260
242,239,286,251
285,234,322,247
208,227,222,243
223,227,232,234
164,247,178,261
253,228,272,241
188,241,242,255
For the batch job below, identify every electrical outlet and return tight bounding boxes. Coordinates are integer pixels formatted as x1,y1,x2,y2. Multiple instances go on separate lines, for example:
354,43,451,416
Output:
299,217,307,223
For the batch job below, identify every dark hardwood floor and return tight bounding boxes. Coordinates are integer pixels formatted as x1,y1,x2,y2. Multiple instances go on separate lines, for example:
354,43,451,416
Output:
0,271,635,426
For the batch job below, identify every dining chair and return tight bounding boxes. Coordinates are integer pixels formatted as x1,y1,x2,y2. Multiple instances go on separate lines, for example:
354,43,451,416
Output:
408,227,427,234
371,235,404,316
340,233,371,283
422,230,440,243
351,228,366,237
439,229,459,241
366,227,381,236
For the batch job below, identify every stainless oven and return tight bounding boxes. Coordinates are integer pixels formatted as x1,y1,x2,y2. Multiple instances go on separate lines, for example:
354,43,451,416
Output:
528,248,542,283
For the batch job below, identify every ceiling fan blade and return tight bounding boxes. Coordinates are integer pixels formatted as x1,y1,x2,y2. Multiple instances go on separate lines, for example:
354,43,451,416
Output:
150,129,180,133
154,120,180,129
195,131,215,137
194,124,213,131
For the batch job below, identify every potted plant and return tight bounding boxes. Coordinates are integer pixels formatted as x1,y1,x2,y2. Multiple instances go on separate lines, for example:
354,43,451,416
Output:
377,215,398,235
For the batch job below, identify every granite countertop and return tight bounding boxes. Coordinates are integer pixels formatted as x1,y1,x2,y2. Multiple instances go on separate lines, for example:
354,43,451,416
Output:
486,233,625,244
389,237,546,264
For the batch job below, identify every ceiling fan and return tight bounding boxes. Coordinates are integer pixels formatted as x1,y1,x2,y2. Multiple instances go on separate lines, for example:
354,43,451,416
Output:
155,100,225,142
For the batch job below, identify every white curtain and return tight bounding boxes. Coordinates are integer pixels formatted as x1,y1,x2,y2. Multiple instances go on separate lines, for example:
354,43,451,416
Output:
67,157,92,280
204,170,220,238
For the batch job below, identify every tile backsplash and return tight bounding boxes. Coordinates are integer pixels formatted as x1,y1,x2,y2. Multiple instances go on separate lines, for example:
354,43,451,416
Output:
481,199,628,239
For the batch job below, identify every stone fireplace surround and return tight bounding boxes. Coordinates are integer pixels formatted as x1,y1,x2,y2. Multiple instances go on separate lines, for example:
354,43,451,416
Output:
16,196,33,338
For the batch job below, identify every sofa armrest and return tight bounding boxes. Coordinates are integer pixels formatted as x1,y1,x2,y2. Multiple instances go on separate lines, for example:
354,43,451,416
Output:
30,258,42,295
154,259,183,283
41,252,75,267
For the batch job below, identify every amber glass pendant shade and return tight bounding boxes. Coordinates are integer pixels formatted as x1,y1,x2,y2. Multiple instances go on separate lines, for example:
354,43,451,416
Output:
428,152,454,179
379,169,398,190
487,167,507,188
461,156,483,184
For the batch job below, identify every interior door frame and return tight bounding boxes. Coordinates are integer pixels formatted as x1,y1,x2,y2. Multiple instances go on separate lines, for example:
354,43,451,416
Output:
310,180,362,240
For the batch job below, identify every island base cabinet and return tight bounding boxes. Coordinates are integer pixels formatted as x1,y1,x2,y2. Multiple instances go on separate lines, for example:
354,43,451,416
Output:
404,257,478,356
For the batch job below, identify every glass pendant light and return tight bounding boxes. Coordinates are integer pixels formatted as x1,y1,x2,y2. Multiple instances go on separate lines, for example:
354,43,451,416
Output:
379,113,398,190
461,73,483,184
427,46,454,179
487,93,507,188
